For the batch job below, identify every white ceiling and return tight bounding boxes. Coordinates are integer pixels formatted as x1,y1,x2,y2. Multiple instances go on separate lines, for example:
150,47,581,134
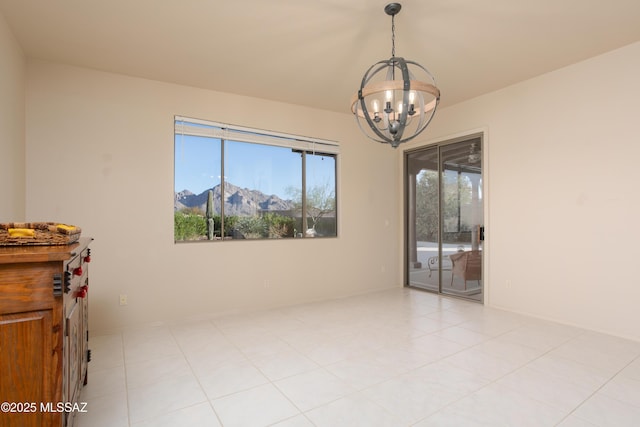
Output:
2,0,640,114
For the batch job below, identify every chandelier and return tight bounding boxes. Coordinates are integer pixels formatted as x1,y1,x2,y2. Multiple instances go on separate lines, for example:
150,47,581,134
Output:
351,3,440,148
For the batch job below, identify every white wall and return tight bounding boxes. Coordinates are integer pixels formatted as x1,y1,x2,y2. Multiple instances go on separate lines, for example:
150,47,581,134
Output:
21,36,640,340
26,60,401,333
0,12,25,221
403,41,640,341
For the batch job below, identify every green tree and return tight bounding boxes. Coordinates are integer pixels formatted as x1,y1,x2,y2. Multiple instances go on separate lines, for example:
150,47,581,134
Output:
442,171,472,235
416,170,439,241
415,169,473,242
286,181,335,234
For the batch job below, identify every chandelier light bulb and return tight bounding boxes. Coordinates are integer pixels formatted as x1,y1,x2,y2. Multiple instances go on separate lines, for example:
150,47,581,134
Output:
371,99,380,113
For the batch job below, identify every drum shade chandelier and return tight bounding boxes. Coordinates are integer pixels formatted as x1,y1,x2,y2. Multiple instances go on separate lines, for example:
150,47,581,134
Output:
351,3,440,148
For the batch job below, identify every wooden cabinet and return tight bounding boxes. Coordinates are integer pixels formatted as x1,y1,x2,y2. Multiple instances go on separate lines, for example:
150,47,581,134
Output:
0,238,92,427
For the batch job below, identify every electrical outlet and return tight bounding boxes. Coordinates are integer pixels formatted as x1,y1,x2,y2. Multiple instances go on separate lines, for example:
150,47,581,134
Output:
119,294,128,305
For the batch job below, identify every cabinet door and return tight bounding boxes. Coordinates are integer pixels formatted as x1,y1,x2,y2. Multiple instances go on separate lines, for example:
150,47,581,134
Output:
66,302,81,407
81,291,89,385
0,310,54,427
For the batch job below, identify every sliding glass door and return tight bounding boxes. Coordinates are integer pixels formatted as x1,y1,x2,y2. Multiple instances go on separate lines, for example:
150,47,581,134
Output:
405,136,484,302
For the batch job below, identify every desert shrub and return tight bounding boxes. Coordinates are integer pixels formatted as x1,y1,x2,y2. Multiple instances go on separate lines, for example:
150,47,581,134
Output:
174,211,206,240
263,212,295,238
235,216,268,239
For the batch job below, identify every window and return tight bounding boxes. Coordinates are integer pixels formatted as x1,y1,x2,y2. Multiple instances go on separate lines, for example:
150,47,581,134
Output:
174,116,338,241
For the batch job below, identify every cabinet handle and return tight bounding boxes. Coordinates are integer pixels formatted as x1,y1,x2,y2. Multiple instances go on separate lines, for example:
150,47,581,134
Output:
64,271,71,294
53,273,63,296
77,285,88,299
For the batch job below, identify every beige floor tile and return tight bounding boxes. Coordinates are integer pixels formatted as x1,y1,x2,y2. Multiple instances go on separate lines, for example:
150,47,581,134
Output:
77,288,640,427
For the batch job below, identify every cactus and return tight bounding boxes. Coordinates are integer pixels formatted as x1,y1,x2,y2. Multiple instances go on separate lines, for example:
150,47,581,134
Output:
206,189,214,240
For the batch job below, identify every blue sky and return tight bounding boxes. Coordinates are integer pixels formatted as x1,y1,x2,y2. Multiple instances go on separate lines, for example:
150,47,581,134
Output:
174,135,335,199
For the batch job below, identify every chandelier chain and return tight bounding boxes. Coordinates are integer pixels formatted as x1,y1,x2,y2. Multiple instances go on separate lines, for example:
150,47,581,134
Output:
391,14,396,58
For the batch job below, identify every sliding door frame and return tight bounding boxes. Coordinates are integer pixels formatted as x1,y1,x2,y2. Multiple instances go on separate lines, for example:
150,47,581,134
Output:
403,130,488,304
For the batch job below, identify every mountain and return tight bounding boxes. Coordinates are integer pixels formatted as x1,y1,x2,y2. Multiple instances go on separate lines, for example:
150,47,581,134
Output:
175,183,295,216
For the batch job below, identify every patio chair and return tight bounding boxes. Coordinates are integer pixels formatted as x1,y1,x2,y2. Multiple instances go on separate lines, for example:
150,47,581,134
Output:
449,250,482,289
427,256,452,277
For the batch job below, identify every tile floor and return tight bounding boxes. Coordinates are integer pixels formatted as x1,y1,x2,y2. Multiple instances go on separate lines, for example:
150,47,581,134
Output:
76,288,640,427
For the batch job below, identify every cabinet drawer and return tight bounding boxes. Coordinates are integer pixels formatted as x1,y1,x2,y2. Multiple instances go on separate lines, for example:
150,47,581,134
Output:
0,262,58,314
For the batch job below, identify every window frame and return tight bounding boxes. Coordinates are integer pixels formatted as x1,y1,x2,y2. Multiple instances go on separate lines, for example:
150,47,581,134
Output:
174,116,339,242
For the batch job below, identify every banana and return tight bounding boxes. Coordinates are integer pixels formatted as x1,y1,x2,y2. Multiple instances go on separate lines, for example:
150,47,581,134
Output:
8,228,36,238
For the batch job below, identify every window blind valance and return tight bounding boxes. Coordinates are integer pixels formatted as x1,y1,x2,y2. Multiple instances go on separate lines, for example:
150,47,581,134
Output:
175,116,340,155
